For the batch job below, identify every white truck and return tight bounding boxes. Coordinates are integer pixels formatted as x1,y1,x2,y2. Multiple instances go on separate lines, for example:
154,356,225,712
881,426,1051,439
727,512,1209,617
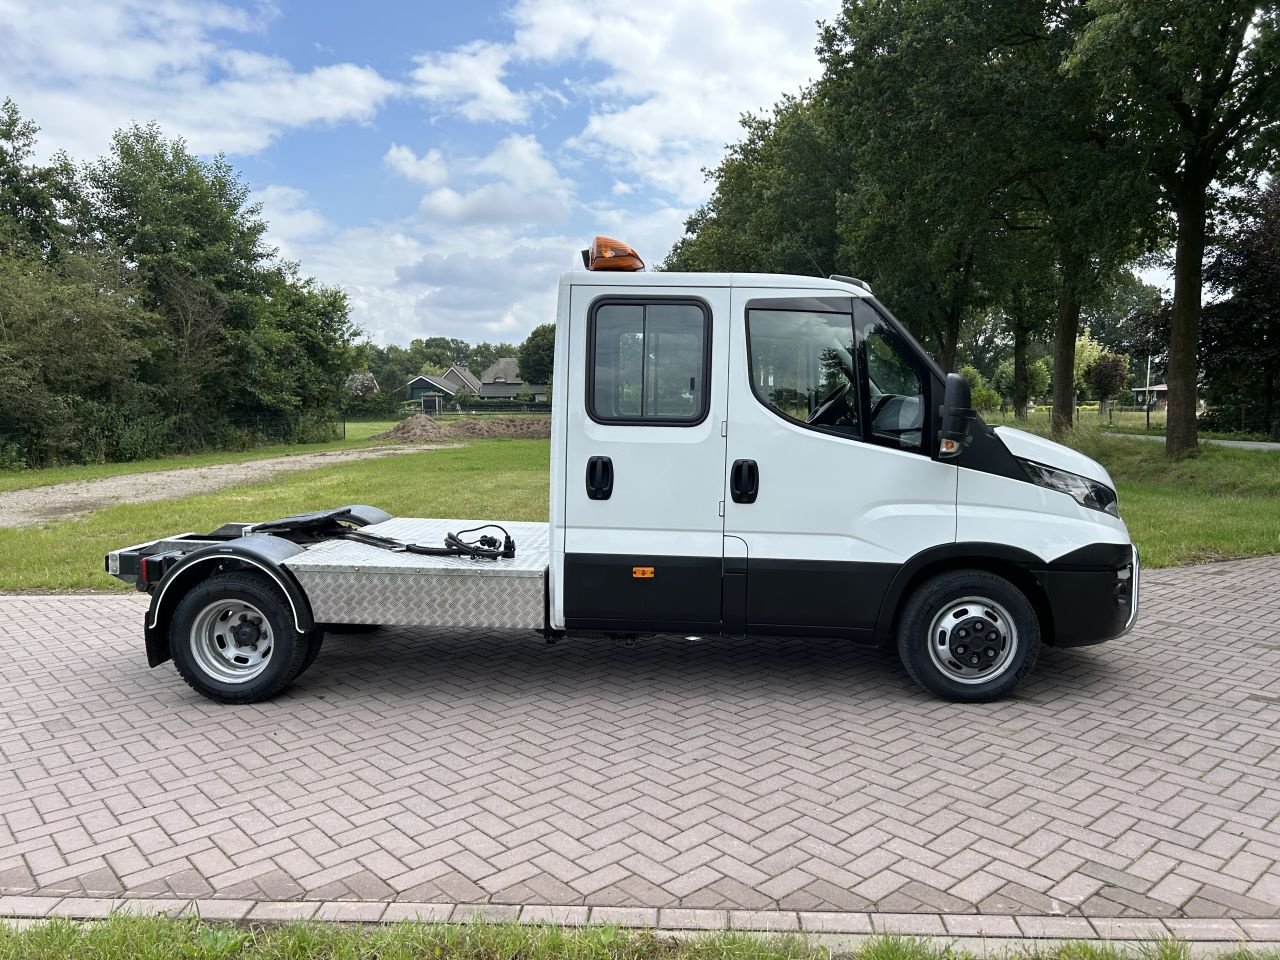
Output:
106,238,1139,704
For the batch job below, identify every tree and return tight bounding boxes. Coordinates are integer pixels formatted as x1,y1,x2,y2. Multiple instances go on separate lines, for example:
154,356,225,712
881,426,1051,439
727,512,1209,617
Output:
518,324,556,385
467,341,518,378
959,365,1003,412
0,107,358,465
668,0,1152,396
0,98,81,258
1068,1,1280,456
1202,180,1280,432
995,355,1051,403
818,0,1024,372
664,96,841,278
1085,353,1130,401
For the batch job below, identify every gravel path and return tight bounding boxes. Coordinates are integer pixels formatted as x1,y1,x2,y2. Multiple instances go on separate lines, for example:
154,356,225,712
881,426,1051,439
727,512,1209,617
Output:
0,444,448,528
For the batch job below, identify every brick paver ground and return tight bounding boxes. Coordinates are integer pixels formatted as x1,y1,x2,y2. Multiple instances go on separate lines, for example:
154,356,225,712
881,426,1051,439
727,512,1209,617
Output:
2,557,1279,918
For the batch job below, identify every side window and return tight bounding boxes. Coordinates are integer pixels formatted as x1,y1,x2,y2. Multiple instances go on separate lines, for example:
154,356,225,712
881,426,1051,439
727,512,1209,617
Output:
856,304,927,453
589,299,709,424
746,309,860,438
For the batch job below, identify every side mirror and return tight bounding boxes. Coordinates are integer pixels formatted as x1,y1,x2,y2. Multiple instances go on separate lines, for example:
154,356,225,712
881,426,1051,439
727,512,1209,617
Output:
938,372,976,459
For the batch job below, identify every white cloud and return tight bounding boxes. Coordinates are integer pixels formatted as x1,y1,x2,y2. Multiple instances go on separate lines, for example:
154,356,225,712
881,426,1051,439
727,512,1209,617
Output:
511,0,836,205
418,135,573,226
408,41,531,123
0,0,398,159
384,144,449,186
402,1,836,206
257,185,332,254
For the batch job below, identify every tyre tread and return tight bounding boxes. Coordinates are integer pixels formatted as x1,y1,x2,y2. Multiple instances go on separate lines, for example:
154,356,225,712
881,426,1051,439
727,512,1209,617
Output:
896,569,1040,702
170,571,309,704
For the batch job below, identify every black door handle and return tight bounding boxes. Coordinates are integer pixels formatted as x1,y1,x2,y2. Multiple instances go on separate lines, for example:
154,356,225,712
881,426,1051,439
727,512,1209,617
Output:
586,456,613,500
730,459,758,504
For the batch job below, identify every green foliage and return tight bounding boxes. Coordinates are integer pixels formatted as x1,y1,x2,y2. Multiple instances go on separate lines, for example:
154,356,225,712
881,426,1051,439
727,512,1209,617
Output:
1086,353,1131,400
1073,329,1107,396
1201,180,1280,433
958,365,1001,412
465,340,519,378
995,356,1051,402
518,323,556,384
0,103,357,467
1066,0,1280,454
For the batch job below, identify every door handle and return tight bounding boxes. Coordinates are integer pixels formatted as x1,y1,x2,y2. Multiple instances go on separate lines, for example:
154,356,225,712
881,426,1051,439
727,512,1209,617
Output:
730,459,758,504
586,456,614,500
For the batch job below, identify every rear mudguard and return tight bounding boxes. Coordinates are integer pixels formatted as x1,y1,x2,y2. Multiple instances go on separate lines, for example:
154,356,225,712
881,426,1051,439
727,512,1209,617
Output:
143,534,315,668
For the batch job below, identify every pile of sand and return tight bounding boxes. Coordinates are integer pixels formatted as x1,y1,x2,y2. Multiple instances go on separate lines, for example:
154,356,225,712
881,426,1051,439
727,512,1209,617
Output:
375,414,551,443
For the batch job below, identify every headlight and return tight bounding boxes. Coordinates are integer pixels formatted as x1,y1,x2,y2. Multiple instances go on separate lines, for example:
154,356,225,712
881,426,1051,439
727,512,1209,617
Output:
1017,458,1118,516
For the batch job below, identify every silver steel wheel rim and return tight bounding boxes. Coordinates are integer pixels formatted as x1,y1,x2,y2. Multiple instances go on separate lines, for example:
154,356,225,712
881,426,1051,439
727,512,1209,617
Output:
190,600,274,684
926,596,1018,685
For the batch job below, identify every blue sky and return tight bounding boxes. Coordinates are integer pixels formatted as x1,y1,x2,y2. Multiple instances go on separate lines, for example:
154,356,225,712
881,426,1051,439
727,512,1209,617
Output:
1,0,840,346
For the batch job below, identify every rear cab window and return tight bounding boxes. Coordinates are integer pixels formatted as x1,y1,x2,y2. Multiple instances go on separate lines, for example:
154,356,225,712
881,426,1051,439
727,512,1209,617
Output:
587,298,711,425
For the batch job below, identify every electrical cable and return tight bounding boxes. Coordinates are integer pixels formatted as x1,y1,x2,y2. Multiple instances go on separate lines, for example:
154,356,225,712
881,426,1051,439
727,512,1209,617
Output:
339,524,516,560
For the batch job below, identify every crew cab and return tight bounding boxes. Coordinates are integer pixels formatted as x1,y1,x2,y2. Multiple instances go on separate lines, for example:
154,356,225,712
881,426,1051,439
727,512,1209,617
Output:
106,237,1139,704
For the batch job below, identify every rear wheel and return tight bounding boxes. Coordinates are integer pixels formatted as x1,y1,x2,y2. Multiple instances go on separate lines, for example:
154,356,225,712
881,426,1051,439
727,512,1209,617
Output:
170,572,308,703
896,569,1040,702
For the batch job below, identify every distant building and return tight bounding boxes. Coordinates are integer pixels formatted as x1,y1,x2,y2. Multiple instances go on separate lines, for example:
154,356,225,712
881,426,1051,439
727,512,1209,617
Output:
1131,384,1167,409
478,358,548,401
404,364,481,403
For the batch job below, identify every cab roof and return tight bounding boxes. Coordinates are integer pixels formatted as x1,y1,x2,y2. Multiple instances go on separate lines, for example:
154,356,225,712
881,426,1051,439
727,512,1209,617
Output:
561,270,875,297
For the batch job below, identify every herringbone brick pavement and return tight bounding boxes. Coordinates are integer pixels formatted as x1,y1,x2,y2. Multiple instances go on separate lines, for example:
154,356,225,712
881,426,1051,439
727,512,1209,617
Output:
1,557,1278,917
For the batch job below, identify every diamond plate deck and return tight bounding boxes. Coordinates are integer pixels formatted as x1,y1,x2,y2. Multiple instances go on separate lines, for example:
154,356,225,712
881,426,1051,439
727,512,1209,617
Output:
283,518,549,628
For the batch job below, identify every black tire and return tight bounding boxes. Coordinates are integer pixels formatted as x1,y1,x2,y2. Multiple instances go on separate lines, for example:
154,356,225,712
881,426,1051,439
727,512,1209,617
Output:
169,571,309,704
319,623,381,634
896,569,1040,702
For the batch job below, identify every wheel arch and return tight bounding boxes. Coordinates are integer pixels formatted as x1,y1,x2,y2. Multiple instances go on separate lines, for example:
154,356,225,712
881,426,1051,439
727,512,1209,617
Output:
144,536,315,668
873,542,1054,647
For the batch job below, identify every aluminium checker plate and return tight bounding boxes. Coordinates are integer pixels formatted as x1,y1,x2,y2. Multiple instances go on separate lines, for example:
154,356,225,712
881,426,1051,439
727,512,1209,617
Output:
282,518,549,629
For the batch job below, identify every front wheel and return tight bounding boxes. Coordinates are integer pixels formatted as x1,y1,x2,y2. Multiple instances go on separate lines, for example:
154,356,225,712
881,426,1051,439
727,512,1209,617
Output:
896,570,1040,702
170,571,309,704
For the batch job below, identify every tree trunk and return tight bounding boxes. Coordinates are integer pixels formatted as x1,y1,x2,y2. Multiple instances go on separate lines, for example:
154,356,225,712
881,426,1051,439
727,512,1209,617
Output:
1013,321,1029,420
939,311,960,373
1051,254,1083,438
1166,189,1207,458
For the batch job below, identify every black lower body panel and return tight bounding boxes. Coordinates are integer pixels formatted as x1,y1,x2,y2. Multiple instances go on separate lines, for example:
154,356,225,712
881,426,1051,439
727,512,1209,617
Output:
1034,544,1137,647
563,553,723,633
563,552,893,640
743,558,894,640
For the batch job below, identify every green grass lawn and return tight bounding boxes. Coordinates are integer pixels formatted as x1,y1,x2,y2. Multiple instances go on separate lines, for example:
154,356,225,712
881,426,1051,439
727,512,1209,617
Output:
0,439,548,591
2,916,1271,960
0,419,399,494
1069,430,1280,567
1,426,1278,592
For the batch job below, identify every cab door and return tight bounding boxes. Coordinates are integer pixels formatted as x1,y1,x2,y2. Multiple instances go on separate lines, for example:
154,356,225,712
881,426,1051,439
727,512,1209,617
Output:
560,283,731,633
721,290,957,639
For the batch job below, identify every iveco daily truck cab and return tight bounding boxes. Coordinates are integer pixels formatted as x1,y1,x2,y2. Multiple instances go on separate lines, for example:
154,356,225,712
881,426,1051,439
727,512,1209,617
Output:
106,237,1139,704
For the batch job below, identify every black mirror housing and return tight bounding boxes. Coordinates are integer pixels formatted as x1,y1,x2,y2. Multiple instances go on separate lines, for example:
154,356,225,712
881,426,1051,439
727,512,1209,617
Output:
938,372,976,459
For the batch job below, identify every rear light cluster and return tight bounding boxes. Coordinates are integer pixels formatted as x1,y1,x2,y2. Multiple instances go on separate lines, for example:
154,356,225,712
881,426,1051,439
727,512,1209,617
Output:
138,551,183,591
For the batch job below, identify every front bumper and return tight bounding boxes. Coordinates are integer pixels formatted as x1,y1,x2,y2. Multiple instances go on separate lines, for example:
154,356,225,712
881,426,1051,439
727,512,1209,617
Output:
1036,543,1140,648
